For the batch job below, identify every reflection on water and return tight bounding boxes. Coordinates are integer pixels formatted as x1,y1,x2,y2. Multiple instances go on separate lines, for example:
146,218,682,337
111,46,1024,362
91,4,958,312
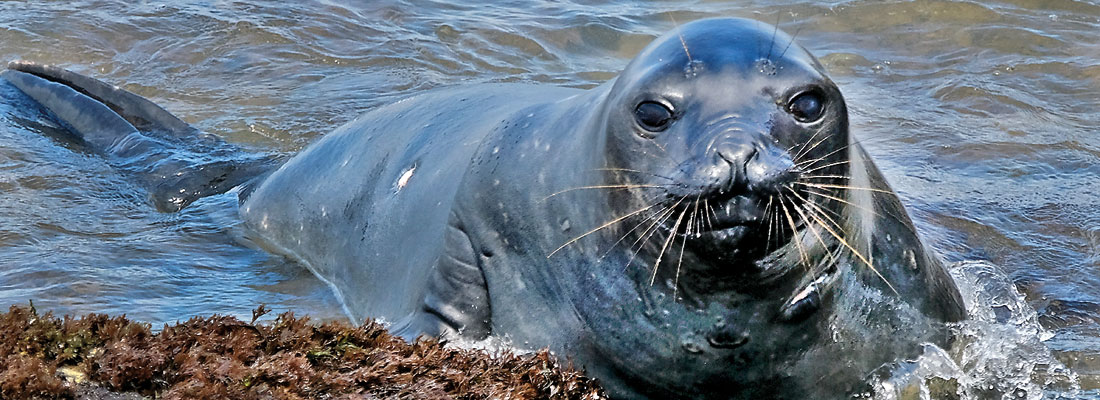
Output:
0,0,1097,397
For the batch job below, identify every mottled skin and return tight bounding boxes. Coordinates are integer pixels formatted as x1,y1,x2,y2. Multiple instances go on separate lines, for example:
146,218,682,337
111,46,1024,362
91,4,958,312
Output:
4,18,965,399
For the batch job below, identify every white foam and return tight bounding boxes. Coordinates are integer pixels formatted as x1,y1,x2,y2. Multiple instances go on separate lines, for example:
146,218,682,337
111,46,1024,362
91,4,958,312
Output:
868,261,1080,399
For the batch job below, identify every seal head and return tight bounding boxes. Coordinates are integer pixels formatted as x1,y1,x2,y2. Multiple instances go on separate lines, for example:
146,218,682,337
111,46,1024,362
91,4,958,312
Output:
602,18,849,297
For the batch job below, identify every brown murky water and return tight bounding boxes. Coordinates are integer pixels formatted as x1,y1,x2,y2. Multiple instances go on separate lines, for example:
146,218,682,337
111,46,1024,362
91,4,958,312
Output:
0,0,1097,397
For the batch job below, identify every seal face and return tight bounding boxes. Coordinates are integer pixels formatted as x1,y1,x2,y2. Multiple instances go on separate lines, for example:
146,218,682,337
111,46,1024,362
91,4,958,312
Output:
601,18,851,290
3,17,967,400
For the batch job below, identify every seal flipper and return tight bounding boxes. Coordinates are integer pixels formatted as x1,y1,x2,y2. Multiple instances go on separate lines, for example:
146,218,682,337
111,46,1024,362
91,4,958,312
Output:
1,62,276,212
6,61,194,136
392,215,491,341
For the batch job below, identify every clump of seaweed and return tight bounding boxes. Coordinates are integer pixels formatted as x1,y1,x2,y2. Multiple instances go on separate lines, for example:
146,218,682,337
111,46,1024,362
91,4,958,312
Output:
0,304,606,399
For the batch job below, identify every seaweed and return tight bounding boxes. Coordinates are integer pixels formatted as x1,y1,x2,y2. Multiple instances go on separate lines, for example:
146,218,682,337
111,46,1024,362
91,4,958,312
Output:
0,304,606,399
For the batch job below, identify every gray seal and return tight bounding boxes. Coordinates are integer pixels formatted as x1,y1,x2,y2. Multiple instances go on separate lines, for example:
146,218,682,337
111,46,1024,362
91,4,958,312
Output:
4,18,966,399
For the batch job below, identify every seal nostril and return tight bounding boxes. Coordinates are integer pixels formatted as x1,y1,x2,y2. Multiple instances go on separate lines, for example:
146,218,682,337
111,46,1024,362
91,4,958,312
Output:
741,147,759,187
713,142,756,194
745,146,798,194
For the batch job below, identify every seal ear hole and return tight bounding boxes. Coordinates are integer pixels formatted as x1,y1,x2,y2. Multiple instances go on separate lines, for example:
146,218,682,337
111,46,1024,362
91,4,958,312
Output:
634,101,674,133
786,90,826,123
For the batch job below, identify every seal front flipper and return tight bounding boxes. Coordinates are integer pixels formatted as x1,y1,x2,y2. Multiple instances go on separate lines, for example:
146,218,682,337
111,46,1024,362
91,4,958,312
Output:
392,214,491,341
1,61,276,212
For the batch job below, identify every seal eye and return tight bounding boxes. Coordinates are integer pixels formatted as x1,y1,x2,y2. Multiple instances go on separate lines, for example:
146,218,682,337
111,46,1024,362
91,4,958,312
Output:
634,101,674,132
787,91,825,123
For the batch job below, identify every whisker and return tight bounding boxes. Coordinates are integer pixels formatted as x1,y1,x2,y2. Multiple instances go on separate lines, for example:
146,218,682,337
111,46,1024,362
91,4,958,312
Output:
778,194,810,266
783,190,839,277
635,205,678,247
624,199,683,272
799,194,844,221
542,184,665,201
764,196,776,248
548,202,661,257
802,188,879,217
651,140,672,158
598,198,672,262
795,182,896,195
800,160,850,175
785,188,898,295
799,174,851,180
594,167,675,181
797,135,885,171
651,206,688,285
778,25,804,59
794,130,829,160
767,198,777,249
666,12,693,63
688,195,702,237
704,198,719,231
766,13,781,61
674,205,693,294
796,143,851,170
636,148,668,162
771,200,783,250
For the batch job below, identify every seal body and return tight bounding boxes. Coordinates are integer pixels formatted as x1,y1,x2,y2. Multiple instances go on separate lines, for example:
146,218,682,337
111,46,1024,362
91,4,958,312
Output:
240,18,966,399
4,17,966,400
240,84,590,328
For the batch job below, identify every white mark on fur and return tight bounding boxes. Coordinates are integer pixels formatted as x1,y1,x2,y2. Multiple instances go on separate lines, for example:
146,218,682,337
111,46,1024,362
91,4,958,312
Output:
397,165,416,191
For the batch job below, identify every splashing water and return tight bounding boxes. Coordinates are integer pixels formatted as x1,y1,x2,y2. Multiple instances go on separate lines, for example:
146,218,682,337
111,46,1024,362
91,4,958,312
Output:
868,261,1079,399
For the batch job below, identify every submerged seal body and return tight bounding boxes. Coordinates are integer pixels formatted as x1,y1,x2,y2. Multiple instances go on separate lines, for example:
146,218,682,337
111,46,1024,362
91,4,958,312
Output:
4,18,965,399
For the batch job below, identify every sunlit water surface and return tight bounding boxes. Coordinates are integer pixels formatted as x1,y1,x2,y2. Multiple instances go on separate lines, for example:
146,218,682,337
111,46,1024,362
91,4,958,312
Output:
0,1,1097,398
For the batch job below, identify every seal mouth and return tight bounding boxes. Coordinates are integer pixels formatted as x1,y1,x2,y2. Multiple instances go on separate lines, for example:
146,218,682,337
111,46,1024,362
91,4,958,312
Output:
671,192,803,237
693,195,768,233
679,195,768,252
652,189,809,270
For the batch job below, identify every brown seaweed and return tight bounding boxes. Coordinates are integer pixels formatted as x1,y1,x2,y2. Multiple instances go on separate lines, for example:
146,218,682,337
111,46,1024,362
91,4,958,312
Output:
0,304,605,400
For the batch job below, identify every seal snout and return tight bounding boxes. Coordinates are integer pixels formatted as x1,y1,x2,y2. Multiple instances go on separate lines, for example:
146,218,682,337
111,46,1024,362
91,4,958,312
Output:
651,127,813,270
684,124,801,199
673,131,800,231
749,151,800,195
713,139,800,197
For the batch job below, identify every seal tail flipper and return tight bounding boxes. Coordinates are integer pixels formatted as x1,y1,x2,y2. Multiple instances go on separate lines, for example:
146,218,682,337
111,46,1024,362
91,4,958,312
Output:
1,62,277,212
6,60,194,136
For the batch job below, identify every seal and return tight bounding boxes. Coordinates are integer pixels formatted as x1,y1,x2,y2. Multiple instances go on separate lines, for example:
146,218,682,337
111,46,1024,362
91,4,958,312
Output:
4,18,966,399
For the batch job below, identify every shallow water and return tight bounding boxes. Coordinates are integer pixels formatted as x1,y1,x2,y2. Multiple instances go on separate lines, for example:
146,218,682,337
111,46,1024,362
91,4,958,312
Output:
0,0,1097,397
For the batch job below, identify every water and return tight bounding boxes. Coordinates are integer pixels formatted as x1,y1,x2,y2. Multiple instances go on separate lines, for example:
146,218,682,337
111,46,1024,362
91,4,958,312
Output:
0,0,1096,397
